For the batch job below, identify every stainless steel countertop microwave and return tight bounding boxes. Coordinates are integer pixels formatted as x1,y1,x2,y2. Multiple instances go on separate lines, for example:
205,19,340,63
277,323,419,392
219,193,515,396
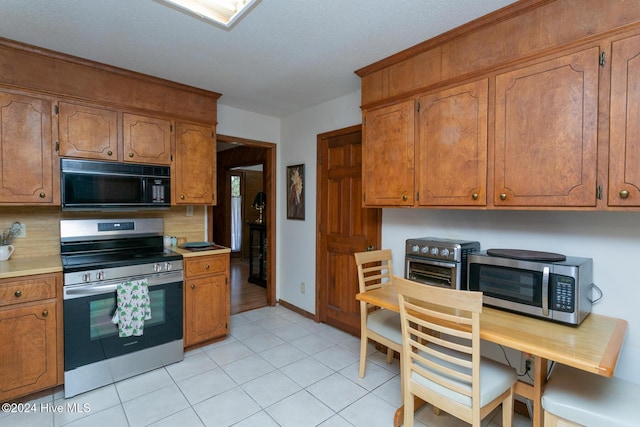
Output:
61,158,171,210
467,251,597,325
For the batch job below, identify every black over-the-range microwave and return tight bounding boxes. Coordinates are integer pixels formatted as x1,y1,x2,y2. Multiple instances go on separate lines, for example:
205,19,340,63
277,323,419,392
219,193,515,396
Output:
61,158,171,210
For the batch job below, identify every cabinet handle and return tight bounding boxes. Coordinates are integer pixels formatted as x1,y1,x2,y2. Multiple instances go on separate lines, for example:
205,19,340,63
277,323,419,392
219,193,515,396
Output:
14,290,22,297
107,150,113,156
129,153,134,158
191,284,195,289
472,193,478,200
500,193,507,201
620,190,630,199
42,310,48,317
180,195,185,199
39,192,46,198
402,194,408,201
205,264,210,270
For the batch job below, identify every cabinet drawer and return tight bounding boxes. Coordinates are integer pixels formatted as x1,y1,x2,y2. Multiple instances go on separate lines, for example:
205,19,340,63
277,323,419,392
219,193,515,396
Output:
184,255,228,278
0,274,58,307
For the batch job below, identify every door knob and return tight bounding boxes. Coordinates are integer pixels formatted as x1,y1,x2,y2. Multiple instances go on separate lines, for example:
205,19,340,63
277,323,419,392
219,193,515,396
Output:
366,245,375,251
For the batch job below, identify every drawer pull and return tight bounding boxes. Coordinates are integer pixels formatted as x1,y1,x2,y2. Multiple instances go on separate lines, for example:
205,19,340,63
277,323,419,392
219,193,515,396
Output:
42,310,48,317
205,264,210,270
191,284,196,289
15,290,22,297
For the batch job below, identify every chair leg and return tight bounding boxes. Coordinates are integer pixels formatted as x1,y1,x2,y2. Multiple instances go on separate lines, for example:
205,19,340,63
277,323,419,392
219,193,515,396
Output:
502,387,514,427
386,347,394,364
359,336,368,378
403,389,415,427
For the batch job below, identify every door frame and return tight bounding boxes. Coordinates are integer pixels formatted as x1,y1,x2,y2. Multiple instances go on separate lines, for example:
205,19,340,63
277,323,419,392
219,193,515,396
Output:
211,134,277,307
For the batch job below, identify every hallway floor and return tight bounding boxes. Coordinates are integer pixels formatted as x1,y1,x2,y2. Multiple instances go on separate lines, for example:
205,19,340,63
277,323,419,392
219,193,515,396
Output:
0,305,531,427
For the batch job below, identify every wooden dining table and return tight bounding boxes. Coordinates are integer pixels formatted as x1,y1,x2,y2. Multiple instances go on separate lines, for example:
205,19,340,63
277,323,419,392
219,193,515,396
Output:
356,284,628,427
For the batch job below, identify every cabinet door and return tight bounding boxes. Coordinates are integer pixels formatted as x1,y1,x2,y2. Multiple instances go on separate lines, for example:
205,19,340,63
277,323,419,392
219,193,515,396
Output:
0,301,57,400
362,100,415,206
609,34,640,206
123,113,172,165
494,47,599,207
0,91,55,204
184,274,229,346
417,79,488,206
174,122,216,204
58,101,118,160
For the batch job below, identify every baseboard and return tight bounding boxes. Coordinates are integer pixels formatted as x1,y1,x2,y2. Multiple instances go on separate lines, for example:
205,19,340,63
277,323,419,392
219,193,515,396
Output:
277,299,315,320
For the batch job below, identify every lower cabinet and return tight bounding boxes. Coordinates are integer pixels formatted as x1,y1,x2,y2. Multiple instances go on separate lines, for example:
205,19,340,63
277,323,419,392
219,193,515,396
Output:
184,253,230,347
0,273,62,401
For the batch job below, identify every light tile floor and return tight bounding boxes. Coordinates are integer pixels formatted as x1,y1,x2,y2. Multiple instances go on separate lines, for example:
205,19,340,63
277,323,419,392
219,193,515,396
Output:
0,304,532,427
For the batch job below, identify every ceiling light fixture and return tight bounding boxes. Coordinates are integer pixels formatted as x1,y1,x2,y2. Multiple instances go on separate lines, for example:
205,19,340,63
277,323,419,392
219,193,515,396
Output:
159,0,259,29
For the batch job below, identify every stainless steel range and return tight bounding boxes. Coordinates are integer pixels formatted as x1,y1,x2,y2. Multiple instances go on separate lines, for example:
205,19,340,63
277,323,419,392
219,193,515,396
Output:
61,218,184,398
405,237,480,289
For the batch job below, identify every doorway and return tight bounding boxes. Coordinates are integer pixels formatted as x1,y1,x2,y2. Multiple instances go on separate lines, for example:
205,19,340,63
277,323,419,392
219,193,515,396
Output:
210,134,277,314
316,125,381,335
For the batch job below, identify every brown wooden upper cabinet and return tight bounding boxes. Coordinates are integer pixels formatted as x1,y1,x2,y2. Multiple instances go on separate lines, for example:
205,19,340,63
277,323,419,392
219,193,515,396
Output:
362,100,415,206
173,121,216,205
122,113,172,165
58,101,118,161
494,47,599,207
417,79,488,207
0,90,57,204
609,33,640,207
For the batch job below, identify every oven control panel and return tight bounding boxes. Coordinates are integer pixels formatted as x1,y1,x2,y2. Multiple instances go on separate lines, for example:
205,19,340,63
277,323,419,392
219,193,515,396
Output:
64,260,184,286
405,238,480,262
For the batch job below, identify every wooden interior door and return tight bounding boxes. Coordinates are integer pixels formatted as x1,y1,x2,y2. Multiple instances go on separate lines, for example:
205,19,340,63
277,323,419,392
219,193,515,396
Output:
316,125,381,336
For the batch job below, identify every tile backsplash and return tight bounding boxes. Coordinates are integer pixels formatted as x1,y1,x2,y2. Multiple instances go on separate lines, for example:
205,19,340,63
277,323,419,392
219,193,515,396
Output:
0,206,206,259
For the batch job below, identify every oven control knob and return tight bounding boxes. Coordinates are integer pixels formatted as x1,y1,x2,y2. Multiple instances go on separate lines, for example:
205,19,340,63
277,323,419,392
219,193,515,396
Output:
421,246,429,254
153,263,162,273
411,244,419,253
441,248,450,257
431,247,439,256
96,271,105,281
82,273,91,282
165,262,172,271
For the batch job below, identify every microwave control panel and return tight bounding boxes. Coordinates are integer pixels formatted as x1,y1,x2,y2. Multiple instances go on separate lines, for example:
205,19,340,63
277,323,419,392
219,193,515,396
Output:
551,276,575,312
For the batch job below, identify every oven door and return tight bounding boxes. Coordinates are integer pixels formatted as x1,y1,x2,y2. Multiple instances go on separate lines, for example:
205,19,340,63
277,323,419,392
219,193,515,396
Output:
405,256,460,289
63,272,183,371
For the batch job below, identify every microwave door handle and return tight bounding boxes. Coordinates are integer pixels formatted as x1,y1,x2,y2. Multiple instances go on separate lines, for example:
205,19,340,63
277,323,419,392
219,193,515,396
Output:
542,266,550,316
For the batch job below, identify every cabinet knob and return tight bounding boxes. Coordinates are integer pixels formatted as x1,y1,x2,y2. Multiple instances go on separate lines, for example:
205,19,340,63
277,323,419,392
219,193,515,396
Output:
42,310,48,317
402,194,408,201
129,153,134,158
107,150,113,156
39,192,46,198
620,190,630,199
14,290,22,297
180,195,185,199
472,193,479,200
500,193,507,201
205,264,210,270
191,284,195,289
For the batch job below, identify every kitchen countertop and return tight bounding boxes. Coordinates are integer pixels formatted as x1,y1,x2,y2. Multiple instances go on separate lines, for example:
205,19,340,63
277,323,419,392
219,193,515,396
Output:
169,244,231,258
0,255,63,279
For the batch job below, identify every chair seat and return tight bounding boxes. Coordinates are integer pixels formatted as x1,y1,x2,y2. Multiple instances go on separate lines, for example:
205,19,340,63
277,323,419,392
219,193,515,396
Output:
413,344,517,407
542,364,639,427
367,309,402,345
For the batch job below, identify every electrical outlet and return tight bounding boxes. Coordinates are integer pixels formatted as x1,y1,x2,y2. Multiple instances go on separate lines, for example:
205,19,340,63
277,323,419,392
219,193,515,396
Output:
186,206,193,217
301,282,306,294
520,355,533,374
16,223,26,238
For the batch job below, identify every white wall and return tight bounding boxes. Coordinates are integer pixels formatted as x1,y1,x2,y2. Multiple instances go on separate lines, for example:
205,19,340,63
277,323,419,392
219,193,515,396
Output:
278,91,363,313
217,104,281,143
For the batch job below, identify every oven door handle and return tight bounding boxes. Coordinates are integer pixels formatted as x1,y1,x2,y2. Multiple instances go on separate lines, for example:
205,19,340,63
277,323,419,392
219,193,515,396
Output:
542,266,550,316
63,271,183,299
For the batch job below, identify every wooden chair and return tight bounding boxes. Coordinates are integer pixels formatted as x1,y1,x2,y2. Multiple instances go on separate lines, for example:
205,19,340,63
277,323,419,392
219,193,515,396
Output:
354,249,402,378
394,275,517,427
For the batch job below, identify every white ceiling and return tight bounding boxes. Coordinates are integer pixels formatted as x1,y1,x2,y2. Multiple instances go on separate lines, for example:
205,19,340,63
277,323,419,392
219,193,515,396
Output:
0,0,517,118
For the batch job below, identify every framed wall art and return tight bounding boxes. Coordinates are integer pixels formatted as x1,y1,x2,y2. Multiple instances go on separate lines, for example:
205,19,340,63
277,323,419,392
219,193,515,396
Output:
286,164,305,220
